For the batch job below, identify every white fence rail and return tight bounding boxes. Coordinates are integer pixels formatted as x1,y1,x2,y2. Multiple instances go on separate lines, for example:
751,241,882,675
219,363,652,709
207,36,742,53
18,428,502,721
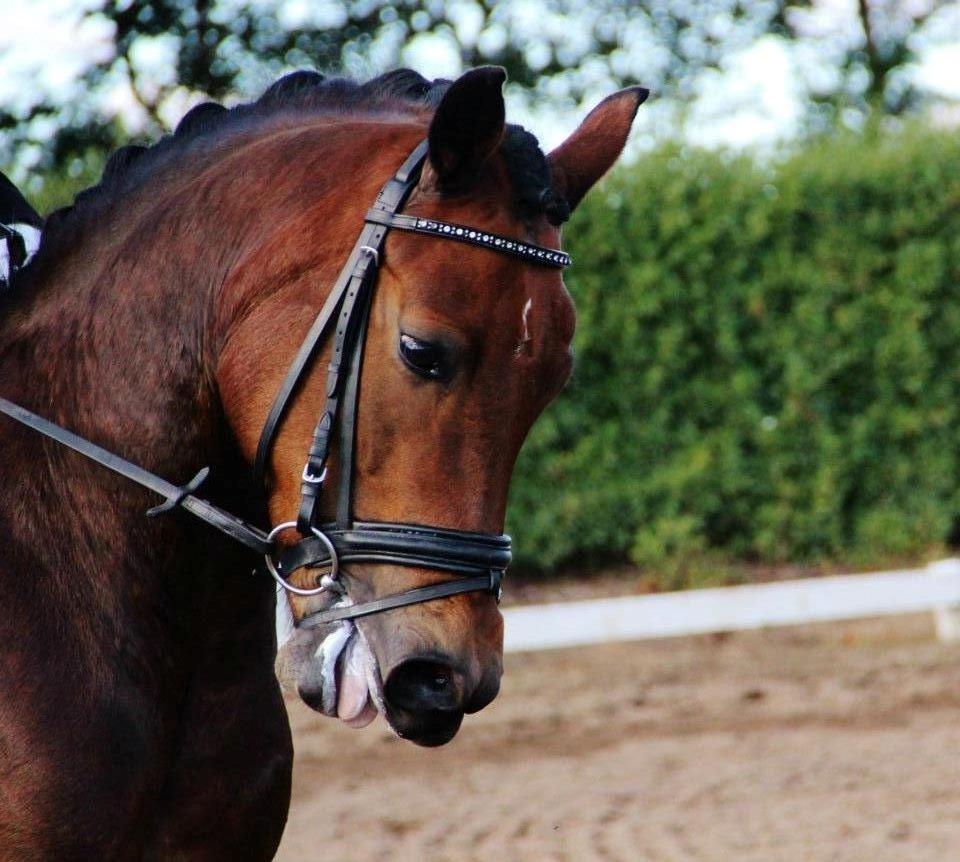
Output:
502,558,960,653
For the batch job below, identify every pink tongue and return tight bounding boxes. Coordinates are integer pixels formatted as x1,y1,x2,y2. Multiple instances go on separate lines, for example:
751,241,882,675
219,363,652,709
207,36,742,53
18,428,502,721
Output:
343,699,377,729
337,636,373,724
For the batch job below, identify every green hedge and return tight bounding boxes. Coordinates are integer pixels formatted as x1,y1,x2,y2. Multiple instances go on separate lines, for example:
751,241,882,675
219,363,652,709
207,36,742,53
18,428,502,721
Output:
507,127,960,575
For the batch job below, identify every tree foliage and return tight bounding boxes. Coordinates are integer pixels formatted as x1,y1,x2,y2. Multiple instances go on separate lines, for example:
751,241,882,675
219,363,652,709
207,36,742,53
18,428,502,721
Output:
4,1,956,171
3,0,769,167
782,0,953,120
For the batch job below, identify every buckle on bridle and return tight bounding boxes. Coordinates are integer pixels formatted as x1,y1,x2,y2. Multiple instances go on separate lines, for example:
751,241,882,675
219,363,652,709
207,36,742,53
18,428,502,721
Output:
301,464,327,485
264,521,339,597
358,245,379,264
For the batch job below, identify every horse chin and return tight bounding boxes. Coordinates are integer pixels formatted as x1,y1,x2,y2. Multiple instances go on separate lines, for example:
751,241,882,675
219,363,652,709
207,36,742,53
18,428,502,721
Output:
383,708,464,748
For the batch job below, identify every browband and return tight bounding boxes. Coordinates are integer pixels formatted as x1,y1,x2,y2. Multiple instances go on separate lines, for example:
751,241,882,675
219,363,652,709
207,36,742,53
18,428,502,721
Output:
363,210,572,268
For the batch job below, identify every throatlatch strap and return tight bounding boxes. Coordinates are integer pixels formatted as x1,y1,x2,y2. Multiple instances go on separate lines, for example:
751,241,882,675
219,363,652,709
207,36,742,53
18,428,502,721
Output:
253,255,349,488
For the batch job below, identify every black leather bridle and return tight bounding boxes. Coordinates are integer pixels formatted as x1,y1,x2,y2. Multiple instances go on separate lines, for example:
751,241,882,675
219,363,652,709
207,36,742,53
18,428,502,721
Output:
0,139,570,629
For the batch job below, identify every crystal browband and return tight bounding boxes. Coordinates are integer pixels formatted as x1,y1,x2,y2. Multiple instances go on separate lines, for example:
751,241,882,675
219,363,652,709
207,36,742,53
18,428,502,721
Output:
364,209,572,268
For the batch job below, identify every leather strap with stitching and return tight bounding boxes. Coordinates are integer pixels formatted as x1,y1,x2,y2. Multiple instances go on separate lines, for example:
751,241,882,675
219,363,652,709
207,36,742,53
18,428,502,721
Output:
298,574,501,627
364,209,572,267
277,520,512,576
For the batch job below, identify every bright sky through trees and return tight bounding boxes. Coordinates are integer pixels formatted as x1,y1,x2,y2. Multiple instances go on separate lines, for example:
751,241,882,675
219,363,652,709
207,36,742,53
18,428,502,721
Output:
0,0,958,173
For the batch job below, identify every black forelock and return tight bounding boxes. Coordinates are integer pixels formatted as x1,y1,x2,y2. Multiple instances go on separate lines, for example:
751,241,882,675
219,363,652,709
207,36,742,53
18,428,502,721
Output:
501,124,569,226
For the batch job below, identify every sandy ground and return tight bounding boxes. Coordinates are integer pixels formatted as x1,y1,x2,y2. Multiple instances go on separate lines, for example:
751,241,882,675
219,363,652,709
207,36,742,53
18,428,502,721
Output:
275,612,960,862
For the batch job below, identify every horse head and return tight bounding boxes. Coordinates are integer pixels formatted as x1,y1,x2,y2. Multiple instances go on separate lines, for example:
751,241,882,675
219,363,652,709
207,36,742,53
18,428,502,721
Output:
216,68,645,746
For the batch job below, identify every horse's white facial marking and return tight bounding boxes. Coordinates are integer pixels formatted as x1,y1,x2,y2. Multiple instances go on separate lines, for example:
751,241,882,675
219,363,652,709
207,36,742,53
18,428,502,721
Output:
515,297,533,357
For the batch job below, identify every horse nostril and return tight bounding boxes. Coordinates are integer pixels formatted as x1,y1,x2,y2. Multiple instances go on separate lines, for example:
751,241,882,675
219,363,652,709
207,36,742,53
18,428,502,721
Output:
384,658,463,714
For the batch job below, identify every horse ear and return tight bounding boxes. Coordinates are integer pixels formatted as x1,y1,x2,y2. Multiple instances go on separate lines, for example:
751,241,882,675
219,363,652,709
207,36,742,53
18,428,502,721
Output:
548,87,649,212
427,66,506,190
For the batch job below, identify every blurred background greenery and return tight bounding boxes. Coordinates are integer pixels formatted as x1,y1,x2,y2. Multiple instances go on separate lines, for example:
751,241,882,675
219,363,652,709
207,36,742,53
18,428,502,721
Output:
2,1,959,585
509,126,960,584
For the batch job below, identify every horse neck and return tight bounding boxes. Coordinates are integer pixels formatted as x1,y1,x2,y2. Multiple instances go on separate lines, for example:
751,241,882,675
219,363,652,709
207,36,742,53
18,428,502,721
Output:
0,163,258,639
1,202,231,469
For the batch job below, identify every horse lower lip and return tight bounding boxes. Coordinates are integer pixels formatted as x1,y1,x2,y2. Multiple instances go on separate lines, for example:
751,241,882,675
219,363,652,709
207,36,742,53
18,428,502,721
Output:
296,684,326,713
384,709,464,747
410,724,462,747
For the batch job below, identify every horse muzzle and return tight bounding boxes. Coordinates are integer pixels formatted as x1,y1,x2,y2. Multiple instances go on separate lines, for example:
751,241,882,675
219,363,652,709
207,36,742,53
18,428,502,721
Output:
381,651,502,747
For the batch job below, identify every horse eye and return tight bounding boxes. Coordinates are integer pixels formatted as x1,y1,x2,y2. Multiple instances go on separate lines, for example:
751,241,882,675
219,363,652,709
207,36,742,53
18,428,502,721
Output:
398,333,447,380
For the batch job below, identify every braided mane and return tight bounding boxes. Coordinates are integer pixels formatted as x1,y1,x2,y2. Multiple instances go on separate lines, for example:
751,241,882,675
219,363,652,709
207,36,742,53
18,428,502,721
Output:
38,68,566,265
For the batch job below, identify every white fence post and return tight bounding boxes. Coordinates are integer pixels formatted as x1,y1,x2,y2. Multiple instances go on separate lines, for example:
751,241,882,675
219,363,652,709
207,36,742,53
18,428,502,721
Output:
929,559,960,643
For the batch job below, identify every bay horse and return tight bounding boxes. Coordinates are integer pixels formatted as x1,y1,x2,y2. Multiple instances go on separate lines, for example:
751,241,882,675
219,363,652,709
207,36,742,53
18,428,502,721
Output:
0,67,644,860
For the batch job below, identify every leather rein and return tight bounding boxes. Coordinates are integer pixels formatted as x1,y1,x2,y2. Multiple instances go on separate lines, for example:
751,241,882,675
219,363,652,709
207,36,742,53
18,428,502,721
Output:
0,139,570,629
